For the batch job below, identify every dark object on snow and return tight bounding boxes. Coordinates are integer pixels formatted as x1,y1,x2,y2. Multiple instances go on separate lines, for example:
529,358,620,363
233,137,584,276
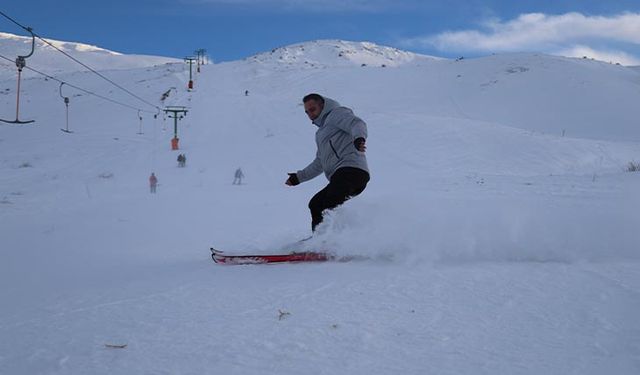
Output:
105,344,127,349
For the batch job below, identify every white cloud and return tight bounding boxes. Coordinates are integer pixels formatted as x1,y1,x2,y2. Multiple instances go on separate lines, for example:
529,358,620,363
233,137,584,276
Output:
406,12,640,65
428,12,640,50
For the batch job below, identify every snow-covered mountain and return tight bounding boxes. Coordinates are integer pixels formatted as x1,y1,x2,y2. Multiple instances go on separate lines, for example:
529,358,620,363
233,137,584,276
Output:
0,31,179,80
1,37,639,375
246,39,442,69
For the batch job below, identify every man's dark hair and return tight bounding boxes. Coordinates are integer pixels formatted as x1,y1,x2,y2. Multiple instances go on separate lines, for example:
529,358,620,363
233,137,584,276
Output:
303,93,324,104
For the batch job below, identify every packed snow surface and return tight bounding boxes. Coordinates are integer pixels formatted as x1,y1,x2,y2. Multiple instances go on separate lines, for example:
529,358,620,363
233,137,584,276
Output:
1,38,640,374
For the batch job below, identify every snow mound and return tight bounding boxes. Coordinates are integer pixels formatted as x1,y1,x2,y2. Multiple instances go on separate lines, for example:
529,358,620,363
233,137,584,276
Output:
0,31,120,56
246,39,442,69
0,31,179,80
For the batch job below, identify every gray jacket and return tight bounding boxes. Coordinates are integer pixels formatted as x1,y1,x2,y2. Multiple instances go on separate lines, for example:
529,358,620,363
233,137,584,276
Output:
296,96,369,182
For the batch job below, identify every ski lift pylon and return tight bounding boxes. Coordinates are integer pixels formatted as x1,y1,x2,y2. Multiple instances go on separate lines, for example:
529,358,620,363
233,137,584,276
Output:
59,82,72,133
0,27,36,125
137,110,144,135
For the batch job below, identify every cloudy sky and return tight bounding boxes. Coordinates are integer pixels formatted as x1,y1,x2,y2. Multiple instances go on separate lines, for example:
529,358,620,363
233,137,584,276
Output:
2,0,640,65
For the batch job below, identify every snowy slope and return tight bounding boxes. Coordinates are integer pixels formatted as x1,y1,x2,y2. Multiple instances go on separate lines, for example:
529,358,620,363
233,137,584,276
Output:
0,31,179,80
1,39,640,375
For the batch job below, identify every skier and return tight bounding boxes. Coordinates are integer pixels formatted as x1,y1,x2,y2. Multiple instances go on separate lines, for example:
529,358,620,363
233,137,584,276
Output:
177,154,186,167
233,168,244,185
149,172,158,193
285,93,369,231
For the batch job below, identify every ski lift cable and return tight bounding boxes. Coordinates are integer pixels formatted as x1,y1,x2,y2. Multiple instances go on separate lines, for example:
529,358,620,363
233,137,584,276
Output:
0,52,155,114
0,10,161,112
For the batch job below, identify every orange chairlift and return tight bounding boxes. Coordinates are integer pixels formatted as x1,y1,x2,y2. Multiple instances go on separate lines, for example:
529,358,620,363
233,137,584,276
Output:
1,27,36,124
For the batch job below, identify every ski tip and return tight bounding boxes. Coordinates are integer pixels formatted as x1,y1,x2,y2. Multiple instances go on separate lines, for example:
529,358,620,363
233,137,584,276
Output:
210,248,222,263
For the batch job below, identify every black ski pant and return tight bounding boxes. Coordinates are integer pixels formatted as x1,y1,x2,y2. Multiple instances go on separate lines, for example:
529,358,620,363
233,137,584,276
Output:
309,167,370,231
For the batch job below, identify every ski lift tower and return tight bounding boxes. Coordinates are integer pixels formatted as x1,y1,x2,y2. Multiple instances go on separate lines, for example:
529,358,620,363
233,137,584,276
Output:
59,82,72,133
195,49,207,72
1,27,36,124
163,106,188,150
184,56,197,90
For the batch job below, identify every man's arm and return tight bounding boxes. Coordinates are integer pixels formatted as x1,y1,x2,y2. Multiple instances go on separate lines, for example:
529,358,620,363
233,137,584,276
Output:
287,154,323,186
295,156,323,183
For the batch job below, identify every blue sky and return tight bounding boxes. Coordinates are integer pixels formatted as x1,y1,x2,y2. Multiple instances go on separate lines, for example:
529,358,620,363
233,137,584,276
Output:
2,0,640,64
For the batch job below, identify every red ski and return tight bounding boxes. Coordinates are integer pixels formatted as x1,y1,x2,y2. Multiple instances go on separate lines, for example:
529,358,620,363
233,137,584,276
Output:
210,248,335,265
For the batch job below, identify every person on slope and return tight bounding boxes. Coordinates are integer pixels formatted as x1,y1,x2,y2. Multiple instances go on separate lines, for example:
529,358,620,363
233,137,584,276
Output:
149,172,158,194
233,167,245,185
285,93,370,232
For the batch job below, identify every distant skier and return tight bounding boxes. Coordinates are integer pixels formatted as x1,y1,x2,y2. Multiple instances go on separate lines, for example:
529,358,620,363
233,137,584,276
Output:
233,168,244,185
245,90,249,96
149,172,158,193
285,93,369,231
177,154,186,167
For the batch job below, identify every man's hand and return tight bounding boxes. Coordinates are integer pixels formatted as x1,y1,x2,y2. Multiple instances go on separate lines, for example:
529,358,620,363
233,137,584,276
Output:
285,173,300,186
354,137,366,152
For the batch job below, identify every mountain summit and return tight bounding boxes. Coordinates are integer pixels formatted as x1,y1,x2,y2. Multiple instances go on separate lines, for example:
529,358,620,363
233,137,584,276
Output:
246,39,442,68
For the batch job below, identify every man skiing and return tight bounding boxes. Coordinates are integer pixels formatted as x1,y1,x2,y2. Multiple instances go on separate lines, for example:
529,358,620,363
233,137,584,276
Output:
285,93,369,231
